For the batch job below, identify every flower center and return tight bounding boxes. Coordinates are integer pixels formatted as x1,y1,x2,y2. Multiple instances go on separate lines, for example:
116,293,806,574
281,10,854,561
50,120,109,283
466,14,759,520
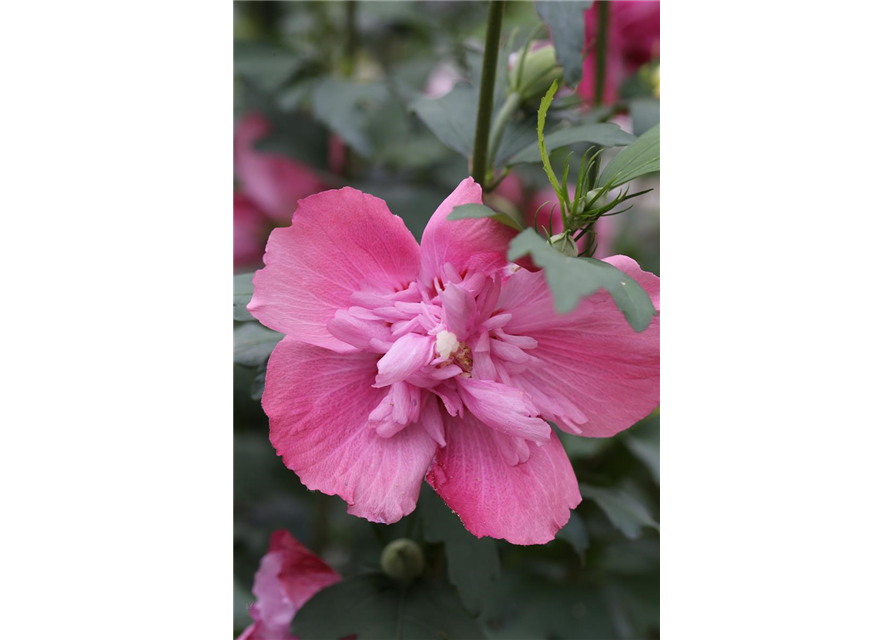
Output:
435,330,473,374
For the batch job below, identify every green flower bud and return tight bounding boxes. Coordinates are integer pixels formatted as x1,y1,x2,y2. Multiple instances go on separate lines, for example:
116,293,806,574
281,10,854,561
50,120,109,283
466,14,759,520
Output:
510,43,563,103
380,538,424,585
549,231,578,257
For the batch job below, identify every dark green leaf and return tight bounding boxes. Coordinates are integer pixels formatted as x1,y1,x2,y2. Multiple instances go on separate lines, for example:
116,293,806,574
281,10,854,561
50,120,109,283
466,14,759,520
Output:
507,229,656,331
233,273,255,322
293,574,486,640
250,364,266,401
598,123,660,188
557,428,612,460
556,511,590,564
311,79,389,157
580,486,659,539
410,84,477,157
233,41,302,92
420,486,500,615
534,1,591,87
233,323,283,367
623,429,658,478
233,576,254,635
507,122,636,166
629,98,660,137
253,106,331,169
448,203,523,232
482,578,615,640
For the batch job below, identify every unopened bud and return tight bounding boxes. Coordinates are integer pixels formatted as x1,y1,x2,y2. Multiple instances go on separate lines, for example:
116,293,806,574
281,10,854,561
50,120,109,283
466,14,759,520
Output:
509,42,563,102
380,538,424,585
549,231,578,257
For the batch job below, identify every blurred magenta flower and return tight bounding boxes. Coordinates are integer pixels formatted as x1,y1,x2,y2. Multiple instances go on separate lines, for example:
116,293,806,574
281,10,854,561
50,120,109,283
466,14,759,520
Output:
234,112,327,223
237,530,340,640
579,0,660,105
234,192,269,270
248,178,659,544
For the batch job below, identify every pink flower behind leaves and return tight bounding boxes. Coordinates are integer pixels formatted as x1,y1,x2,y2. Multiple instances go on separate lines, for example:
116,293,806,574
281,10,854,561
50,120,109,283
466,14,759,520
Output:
234,192,269,270
237,530,340,640
579,0,660,105
234,112,328,224
248,178,659,544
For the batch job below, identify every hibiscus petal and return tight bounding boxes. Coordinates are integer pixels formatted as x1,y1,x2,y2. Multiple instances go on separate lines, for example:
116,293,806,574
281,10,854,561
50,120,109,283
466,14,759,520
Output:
440,283,475,340
426,413,581,545
264,530,341,616
249,188,420,352
419,177,516,288
374,333,434,388
456,378,552,444
265,338,437,524
501,258,659,437
419,394,446,447
327,308,392,352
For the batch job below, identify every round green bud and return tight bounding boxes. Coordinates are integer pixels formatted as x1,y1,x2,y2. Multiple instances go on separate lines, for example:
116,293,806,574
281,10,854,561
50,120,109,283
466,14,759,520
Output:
510,43,563,102
550,231,578,257
380,538,424,585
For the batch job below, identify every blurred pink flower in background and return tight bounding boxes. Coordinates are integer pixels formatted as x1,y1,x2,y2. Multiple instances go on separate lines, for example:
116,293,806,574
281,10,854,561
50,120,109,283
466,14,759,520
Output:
424,62,464,99
484,172,527,221
237,530,341,640
248,178,659,544
234,192,269,269
234,112,328,224
579,0,660,105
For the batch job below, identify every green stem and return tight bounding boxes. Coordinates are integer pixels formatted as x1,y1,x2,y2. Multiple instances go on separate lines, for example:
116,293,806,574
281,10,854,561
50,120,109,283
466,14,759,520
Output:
594,1,609,106
487,91,521,173
344,1,357,76
471,0,505,185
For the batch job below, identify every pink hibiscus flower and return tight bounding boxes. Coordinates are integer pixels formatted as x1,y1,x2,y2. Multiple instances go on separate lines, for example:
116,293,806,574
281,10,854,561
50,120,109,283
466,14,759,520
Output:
234,112,328,224
237,530,341,640
248,178,659,545
579,0,660,105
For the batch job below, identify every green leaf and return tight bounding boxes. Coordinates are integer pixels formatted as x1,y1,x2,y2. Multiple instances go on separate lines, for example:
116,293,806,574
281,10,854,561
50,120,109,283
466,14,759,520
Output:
233,323,283,367
253,105,331,169
507,229,656,330
580,486,660,539
556,511,589,564
233,41,302,92
311,79,389,157
410,84,477,157
507,122,636,166
233,273,255,322
598,123,660,188
233,576,254,635
536,81,564,202
448,203,523,232
293,574,486,640
623,419,658,479
249,364,266,401
534,1,591,87
481,578,615,640
420,486,500,615
629,98,660,137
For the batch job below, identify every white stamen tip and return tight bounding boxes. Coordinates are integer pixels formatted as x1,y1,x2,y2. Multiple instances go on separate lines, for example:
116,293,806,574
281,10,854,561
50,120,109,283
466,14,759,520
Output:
435,330,460,359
